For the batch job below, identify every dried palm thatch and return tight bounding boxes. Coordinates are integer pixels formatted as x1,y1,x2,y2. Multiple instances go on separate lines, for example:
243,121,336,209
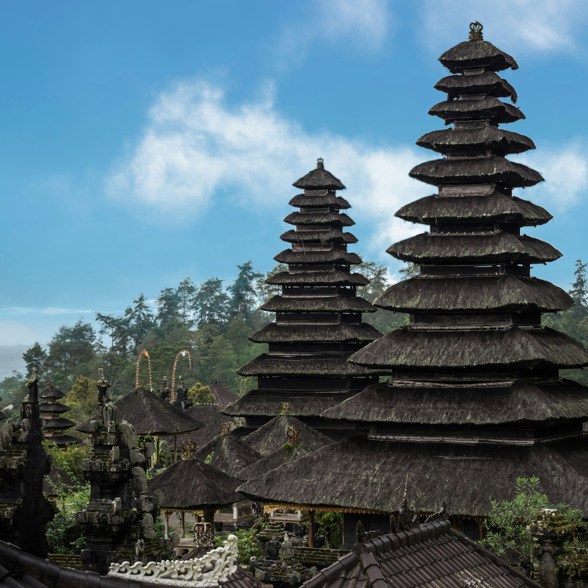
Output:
293,168,345,190
251,323,380,343
348,327,588,370
375,274,572,313
261,294,375,313
275,248,362,265
148,459,244,508
115,389,201,435
322,380,588,426
435,70,517,101
388,232,561,264
194,432,261,478
410,156,542,187
439,39,518,73
289,194,350,209
285,211,354,226
267,270,368,286
244,414,333,456
396,192,550,225
418,126,534,154
429,96,524,124
175,404,233,448
238,436,588,517
280,228,357,244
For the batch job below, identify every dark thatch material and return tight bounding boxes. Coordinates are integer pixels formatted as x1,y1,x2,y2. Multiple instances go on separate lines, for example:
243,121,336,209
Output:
284,211,355,226
244,414,333,456
322,380,588,426
409,156,543,187
275,248,362,265
42,416,76,430
348,327,588,370
417,126,534,155
193,432,261,478
238,354,377,377
439,39,518,73
38,401,70,413
251,323,381,344
224,389,359,418
267,270,369,286
301,520,541,588
238,444,314,482
210,383,239,407
238,436,588,517
0,538,262,588
280,228,358,244
388,232,561,264
435,70,518,101
114,389,201,435
293,167,345,190
395,192,551,225
429,96,524,124
175,404,233,448
375,274,573,313
40,384,66,400
289,193,351,209
261,295,375,314
148,458,244,509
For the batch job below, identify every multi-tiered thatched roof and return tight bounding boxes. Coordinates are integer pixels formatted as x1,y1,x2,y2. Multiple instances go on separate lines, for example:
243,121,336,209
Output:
225,160,380,434
239,24,588,518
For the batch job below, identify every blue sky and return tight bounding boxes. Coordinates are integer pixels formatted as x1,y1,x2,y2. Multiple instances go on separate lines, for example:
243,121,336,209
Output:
1,0,588,354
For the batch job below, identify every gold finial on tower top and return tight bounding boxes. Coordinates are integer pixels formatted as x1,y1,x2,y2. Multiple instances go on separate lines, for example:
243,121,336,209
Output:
469,21,483,41
317,157,324,170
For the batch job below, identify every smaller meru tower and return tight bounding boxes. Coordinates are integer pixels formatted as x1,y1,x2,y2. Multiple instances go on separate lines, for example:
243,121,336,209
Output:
226,160,380,436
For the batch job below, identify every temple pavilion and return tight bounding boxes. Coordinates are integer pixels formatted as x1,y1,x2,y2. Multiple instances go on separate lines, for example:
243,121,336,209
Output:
225,160,380,436
239,23,588,541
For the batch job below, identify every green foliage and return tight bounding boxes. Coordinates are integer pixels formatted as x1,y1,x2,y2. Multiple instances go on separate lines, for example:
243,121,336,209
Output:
64,376,98,426
0,372,26,416
187,382,215,405
315,511,343,548
229,260,262,321
45,483,89,554
216,528,262,565
45,443,90,488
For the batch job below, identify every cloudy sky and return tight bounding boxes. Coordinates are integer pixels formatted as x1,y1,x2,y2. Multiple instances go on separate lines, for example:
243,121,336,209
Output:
1,0,588,352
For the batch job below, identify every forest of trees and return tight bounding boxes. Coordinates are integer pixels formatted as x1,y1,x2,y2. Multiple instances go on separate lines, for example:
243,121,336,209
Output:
0,259,406,416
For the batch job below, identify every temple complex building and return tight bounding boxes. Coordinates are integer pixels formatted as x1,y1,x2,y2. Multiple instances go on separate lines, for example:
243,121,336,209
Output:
239,23,588,540
225,160,380,436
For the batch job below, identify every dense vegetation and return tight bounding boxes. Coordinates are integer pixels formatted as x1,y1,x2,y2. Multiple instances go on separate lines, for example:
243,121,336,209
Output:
0,259,405,417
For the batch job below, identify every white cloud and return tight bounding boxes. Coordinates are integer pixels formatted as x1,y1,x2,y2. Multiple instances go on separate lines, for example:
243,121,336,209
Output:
420,0,588,56
107,79,427,259
275,0,393,70
514,142,588,211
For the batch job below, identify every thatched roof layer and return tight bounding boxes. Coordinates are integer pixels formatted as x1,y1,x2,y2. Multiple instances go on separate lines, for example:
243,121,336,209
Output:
176,404,233,448
148,459,244,508
275,248,362,265
285,211,354,226
348,327,588,370
238,354,377,377
244,414,333,456
293,167,345,190
416,126,534,154
323,380,588,425
238,444,313,482
409,156,543,187
261,294,375,313
439,39,518,73
267,270,368,286
388,232,561,264
251,322,381,344
39,401,70,414
435,71,517,101
375,274,573,313
429,96,523,124
395,193,551,225
115,389,201,435
224,389,358,418
280,228,357,244
238,436,588,516
193,432,261,478
289,194,351,209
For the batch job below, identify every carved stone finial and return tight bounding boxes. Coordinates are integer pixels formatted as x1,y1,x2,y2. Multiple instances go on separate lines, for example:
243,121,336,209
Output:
97,369,111,406
286,425,299,448
220,421,231,436
181,439,196,460
279,402,291,416
317,157,324,170
469,21,483,41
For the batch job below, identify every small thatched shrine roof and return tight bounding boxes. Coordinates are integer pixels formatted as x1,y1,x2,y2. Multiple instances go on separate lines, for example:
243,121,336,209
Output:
238,436,588,517
115,389,201,435
193,432,261,478
148,458,244,509
293,162,346,190
439,34,518,73
176,404,233,448
435,70,518,100
267,270,368,287
290,193,350,208
301,520,540,588
275,247,362,265
280,228,358,244
238,443,313,482
210,383,239,407
244,414,333,456
251,322,380,344
261,294,374,313
429,96,524,124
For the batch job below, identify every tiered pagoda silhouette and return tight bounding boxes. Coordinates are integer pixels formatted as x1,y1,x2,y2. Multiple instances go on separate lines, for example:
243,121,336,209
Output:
239,23,588,540
226,160,380,436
